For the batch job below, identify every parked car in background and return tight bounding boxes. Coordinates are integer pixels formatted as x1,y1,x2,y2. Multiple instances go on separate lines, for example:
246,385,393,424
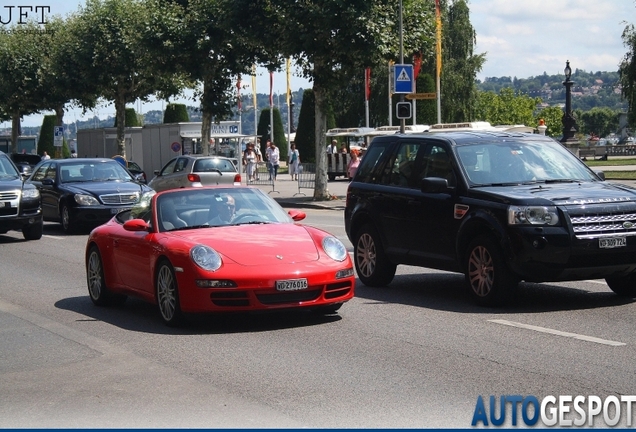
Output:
345,130,636,306
10,153,42,177
148,155,240,193
126,161,147,184
26,158,153,233
0,151,42,240
85,186,354,326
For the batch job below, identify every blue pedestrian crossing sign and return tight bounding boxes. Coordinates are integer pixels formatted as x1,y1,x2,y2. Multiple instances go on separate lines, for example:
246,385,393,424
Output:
394,64,414,94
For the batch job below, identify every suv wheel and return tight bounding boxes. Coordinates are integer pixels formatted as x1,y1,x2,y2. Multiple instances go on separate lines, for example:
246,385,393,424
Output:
22,219,43,240
464,235,517,306
605,274,636,297
354,224,396,287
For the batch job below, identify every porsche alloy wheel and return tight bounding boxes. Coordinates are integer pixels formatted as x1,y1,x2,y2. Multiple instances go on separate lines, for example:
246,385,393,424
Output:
464,235,517,306
354,224,396,287
86,245,126,306
156,261,183,327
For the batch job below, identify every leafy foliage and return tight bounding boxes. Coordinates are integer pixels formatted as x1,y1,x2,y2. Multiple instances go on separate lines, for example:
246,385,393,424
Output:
620,23,636,127
163,104,190,123
257,107,288,157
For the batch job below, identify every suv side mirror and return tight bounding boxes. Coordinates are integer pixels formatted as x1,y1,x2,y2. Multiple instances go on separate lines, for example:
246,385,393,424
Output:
593,170,605,181
421,177,450,194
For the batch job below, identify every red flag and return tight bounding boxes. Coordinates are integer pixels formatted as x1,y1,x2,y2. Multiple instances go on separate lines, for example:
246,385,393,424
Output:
365,68,371,101
269,71,273,107
237,75,242,110
413,52,422,80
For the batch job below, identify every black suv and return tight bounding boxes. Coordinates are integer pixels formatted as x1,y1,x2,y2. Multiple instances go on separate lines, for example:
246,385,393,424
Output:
0,151,43,240
344,131,636,305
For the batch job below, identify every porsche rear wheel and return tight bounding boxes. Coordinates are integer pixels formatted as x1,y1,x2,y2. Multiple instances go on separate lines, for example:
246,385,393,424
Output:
86,245,126,306
156,260,183,327
354,224,396,287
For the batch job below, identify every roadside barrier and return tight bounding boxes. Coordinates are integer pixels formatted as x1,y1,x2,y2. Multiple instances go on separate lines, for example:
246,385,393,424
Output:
248,162,278,194
296,163,316,196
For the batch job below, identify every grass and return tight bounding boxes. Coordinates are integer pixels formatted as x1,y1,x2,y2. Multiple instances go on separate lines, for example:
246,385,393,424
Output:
585,158,636,167
600,171,636,180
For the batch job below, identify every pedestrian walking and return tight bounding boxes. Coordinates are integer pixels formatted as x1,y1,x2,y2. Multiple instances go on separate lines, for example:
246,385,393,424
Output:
243,142,257,182
288,143,300,181
266,142,280,181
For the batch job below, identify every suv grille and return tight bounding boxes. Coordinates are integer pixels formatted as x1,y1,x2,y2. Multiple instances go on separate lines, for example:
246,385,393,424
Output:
99,192,139,205
570,211,636,239
0,191,19,200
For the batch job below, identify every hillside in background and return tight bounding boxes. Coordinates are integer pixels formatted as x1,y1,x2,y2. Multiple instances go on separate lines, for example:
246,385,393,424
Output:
477,69,627,112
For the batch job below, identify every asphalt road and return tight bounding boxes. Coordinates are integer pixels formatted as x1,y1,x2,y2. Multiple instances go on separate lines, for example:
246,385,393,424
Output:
1,212,636,428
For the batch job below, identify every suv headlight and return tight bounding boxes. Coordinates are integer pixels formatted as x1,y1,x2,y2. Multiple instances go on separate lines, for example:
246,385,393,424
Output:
508,205,559,226
22,188,39,199
74,194,100,206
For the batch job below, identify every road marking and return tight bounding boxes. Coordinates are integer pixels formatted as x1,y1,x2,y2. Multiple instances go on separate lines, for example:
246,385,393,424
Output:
43,234,65,240
489,319,626,346
583,279,607,285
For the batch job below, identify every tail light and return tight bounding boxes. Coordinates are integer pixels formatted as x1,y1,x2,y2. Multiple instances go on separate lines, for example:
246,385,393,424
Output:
188,173,201,182
234,174,241,184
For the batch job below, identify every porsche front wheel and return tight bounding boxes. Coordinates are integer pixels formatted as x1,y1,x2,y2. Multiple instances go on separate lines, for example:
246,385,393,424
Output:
86,245,126,306
156,260,183,327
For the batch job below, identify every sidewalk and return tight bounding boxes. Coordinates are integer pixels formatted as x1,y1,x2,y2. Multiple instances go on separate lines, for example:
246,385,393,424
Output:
245,175,350,210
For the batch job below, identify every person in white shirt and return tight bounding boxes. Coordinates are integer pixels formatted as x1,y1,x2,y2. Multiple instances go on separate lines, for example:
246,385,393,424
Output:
266,142,280,181
327,140,338,154
41,151,51,160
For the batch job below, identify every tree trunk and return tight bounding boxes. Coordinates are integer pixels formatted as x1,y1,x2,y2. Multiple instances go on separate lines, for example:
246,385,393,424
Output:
313,78,329,200
11,112,20,154
115,97,126,158
201,79,212,156
55,105,65,158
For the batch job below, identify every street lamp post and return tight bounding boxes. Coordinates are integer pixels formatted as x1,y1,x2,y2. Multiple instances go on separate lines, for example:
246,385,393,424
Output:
560,60,578,147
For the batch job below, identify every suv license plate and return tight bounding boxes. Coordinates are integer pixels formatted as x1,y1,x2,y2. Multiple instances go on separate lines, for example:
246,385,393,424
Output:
599,237,626,249
276,278,308,291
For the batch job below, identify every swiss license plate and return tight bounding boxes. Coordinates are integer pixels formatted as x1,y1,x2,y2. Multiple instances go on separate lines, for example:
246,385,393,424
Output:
276,278,308,291
599,237,626,249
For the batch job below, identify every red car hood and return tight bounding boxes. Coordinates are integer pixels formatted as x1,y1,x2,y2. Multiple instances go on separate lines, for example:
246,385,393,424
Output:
167,223,319,265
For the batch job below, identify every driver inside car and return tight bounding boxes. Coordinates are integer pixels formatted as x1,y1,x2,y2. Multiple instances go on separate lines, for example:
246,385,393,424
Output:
207,194,236,226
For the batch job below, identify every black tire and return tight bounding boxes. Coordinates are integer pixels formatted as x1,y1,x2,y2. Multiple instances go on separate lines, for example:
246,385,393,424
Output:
605,274,636,297
86,245,127,306
22,219,43,240
464,235,518,306
61,204,74,233
156,260,183,327
328,174,336,181
354,224,396,287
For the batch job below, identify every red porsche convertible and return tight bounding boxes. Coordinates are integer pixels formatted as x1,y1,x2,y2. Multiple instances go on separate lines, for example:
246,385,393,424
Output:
85,186,355,326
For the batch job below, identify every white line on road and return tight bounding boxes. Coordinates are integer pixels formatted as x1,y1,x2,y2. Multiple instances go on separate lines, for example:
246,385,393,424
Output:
489,319,626,346
43,234,65,240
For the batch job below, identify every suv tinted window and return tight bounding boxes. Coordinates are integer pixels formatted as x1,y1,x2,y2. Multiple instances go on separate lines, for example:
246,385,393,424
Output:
379,141,424,188
355,140,391,183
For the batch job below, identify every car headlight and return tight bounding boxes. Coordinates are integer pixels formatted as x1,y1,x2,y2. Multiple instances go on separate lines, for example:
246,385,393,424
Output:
322,236,348,262
21,188,39,199
74,194,100,206
191,245,222,271
508,205,559,226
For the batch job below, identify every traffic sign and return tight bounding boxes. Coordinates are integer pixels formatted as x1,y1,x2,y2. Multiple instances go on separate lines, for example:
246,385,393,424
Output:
394,64,414,94
54,126,64,147
405,93,437,100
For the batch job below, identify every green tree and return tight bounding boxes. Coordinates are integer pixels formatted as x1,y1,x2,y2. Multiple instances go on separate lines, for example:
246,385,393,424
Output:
37,115,57,157
163,104,190,123
295,89,316,163
0,22,49,152
535,106,564,137
114,108,142,127
257,107,287,157
578,107,620,137
66,0,184,158
474,88,540,126
620,23,636,127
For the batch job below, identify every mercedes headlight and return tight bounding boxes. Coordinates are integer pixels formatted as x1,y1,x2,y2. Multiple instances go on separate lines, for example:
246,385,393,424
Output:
191,245,222,271
322,236,348,262
74,194,100,206
508,205,559,226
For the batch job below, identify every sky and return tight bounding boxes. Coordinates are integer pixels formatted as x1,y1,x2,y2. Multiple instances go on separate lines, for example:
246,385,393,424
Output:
9,0,636,127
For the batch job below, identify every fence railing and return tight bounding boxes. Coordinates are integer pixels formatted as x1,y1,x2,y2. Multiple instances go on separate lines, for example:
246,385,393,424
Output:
247,162,278,194
296,163,316,196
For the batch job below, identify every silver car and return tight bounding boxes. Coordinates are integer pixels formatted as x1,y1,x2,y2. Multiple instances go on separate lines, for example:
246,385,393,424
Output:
148,155,241,192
